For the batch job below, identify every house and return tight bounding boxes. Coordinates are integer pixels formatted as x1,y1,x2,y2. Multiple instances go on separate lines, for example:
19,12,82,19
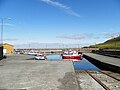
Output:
3,43,14,54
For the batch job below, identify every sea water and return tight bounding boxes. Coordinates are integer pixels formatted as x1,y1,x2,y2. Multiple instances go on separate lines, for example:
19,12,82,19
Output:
47,54,100,70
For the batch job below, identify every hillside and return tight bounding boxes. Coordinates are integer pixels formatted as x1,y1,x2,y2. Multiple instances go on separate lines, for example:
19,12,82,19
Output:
90,36,120,49
104,36,120,43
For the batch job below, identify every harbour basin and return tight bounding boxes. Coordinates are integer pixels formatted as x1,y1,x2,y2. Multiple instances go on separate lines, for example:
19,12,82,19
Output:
47,54,100,70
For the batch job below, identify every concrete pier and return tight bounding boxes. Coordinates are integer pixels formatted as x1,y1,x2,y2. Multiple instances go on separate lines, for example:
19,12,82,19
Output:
83,53,120,73
0,55,79,90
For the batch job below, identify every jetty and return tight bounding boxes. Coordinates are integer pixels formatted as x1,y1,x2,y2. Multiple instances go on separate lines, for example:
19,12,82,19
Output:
83,53,120,73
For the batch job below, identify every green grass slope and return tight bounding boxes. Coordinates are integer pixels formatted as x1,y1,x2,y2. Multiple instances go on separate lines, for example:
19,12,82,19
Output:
90,36,120,49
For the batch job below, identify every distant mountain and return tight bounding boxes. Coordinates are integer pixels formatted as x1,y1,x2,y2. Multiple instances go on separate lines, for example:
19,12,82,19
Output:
90,36,120,49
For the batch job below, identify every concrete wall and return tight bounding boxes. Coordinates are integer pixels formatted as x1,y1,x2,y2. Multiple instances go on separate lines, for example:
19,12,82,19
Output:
83,54,120,73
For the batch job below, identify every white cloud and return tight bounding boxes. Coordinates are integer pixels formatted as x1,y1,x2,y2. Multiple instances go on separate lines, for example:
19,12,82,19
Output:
3,38,18,41
14,42,88,49
40,0,80,17
41,0,70,9
0,23,14,26
102,32,120,39
57,34,92,40
66,10,80,17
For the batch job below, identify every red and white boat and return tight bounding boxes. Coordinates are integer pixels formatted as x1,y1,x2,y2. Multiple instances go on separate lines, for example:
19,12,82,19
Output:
61,50,83,61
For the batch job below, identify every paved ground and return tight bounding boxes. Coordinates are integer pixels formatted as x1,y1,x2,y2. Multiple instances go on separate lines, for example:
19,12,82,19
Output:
83,53,120,67
0,54,79,90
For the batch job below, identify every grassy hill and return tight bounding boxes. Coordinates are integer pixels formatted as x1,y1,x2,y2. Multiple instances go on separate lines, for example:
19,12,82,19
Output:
90,36,120,49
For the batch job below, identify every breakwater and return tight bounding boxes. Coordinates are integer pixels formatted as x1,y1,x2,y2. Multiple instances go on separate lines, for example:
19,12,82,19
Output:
83,53,120,73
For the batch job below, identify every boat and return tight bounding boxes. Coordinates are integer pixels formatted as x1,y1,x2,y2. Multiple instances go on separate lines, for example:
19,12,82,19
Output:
35,54,47,60
61,50,83,61
28,51,36,56
28,50,44,56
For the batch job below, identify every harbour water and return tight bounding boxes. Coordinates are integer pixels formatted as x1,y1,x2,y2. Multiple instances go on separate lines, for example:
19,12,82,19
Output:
47,54,100,70
47,54,62,60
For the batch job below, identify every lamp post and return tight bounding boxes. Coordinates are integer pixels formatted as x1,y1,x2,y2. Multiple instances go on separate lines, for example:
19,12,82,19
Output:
0,18,12,45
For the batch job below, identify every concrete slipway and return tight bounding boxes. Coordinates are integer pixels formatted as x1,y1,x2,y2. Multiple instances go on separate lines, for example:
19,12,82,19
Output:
0,55,79,90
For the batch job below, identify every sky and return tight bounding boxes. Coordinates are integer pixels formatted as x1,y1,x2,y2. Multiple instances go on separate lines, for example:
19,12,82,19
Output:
0,0,120,48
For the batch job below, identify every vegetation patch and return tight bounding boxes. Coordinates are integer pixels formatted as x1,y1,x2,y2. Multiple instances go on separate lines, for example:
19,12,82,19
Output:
90,36,120,49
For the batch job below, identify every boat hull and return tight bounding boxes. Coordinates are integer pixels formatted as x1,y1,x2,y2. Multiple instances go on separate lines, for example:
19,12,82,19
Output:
35,58,46,60
35,56,47,60
62,55,82,60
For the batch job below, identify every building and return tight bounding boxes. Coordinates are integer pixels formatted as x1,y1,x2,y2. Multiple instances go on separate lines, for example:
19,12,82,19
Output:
3,43,14,54
0,46,3,60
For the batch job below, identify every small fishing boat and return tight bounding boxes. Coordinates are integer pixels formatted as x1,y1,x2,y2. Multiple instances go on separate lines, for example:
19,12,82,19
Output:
61,50,83,61
35,54,47,60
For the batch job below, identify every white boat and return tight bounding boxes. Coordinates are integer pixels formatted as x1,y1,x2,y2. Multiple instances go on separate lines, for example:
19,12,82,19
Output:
35,54,47,60
28,50,44,56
